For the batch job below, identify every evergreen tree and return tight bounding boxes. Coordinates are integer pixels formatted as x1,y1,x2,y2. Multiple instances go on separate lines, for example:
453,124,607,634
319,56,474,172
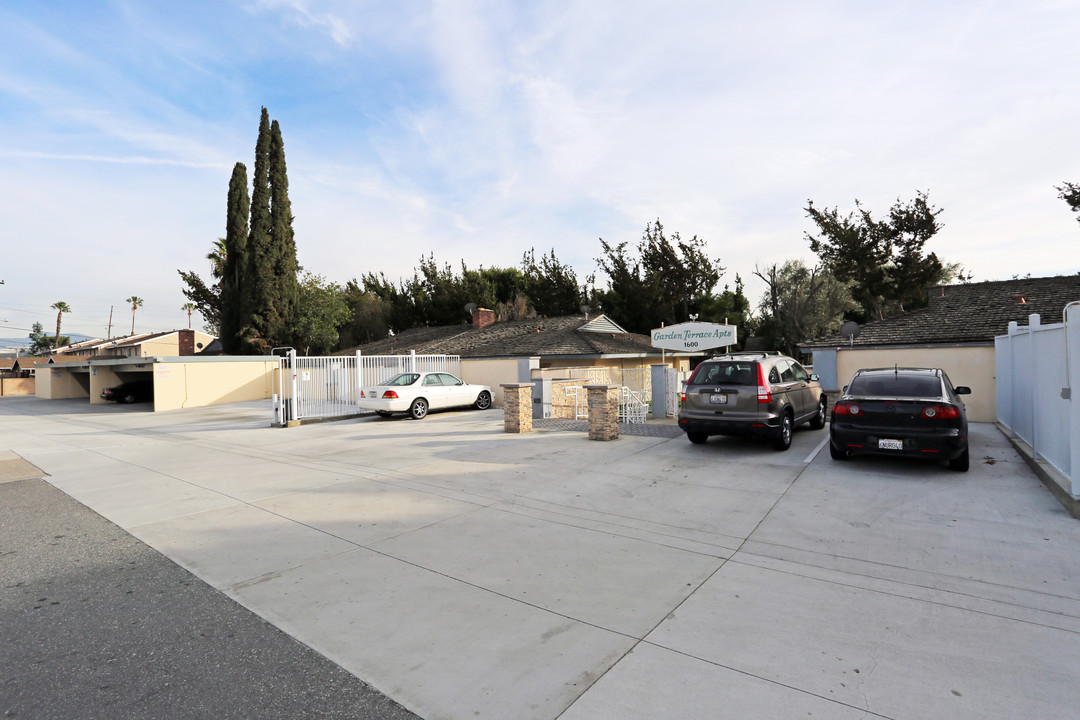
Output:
594,220,724,333
522,248,581,316
241,107,273,352
805,191,949,322
220,162,249,353
29,321,65,355
1056,181,1080,228
267,118,299,347
178,267,221,334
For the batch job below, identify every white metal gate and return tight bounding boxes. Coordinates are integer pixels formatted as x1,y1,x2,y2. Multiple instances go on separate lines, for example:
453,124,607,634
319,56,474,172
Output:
275,350,461,423
665,368,692,417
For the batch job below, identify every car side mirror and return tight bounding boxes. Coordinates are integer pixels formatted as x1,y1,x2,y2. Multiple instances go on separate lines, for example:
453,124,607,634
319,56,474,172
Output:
809,374,819,382
842,385,849,394
955,386,971,395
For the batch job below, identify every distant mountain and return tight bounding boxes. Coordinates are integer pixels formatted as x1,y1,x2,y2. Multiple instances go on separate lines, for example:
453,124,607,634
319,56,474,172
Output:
0,333,96,349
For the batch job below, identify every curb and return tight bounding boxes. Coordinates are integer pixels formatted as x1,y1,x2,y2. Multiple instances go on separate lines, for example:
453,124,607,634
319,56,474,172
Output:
997,422,1080,519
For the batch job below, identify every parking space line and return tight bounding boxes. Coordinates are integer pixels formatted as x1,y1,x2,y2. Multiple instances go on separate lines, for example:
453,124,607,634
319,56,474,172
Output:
804,436,829,464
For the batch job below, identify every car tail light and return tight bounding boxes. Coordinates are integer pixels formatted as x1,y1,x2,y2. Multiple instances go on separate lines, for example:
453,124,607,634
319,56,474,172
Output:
756,364,771,404
921,405,960,420
382,390,399,399
832,402,861,416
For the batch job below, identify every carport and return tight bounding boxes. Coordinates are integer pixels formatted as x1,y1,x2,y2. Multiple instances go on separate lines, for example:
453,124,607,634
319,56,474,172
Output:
36,356,280,411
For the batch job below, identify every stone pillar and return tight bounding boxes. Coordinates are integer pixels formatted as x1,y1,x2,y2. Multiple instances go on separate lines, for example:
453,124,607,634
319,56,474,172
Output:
586,384,620,441
501,383,533,433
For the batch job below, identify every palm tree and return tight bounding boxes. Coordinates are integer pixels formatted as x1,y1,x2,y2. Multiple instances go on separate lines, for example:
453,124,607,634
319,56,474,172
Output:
181,302,196,329
51,301,71,345
207,238,226,281
126,296,143,334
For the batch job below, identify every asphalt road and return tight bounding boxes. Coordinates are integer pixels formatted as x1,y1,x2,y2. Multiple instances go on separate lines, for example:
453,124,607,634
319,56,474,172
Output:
0,472,420,720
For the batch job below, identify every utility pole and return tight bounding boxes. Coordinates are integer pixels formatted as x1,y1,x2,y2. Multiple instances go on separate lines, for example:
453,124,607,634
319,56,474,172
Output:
107,306,113,339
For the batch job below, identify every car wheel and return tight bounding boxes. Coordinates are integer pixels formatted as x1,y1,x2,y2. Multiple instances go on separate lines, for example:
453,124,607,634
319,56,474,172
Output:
123,394,136,404
474,391,492,410
409,398,428,420
949,447,970,472
687,432,708,445
829,440,848,460
375,410,392,418
772,412,793,451
809,396,827,430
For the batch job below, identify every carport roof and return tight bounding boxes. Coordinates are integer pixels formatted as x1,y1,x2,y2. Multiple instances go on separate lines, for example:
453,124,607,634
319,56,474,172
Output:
340,314,672,359
802,274,1080,348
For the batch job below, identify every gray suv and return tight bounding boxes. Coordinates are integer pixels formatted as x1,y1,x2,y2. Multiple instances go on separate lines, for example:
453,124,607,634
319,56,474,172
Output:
677,352,827,451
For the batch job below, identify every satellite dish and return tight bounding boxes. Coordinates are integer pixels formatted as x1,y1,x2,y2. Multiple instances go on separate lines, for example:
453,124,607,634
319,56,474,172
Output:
840,321,861,343
464,302,478,316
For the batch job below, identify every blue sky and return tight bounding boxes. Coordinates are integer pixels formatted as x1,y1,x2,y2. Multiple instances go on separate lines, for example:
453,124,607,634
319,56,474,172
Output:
2,0,1079,341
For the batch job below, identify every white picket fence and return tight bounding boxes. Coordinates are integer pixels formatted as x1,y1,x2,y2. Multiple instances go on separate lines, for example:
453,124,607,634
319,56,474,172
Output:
995,309,1080,498
275,351,460,423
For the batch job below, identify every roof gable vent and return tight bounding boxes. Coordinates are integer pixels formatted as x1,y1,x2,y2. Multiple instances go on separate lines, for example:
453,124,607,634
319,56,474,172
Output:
579,315,628,335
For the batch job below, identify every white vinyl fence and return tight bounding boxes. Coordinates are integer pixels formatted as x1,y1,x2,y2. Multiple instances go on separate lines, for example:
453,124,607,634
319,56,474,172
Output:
995,309,1080,498
275,350,460,423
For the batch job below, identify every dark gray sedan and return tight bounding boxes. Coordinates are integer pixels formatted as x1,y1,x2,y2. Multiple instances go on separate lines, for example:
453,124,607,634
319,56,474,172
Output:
829,367,970,471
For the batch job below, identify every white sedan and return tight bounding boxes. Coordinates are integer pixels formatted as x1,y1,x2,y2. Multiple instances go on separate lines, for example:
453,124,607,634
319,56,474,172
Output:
359,371,493,420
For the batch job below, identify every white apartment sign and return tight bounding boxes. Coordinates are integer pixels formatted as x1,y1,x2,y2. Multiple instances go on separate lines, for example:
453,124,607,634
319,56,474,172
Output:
651,322,737,351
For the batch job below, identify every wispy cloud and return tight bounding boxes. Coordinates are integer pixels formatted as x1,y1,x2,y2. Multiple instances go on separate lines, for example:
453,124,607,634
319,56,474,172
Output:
0,149,229,169
251,0,352,46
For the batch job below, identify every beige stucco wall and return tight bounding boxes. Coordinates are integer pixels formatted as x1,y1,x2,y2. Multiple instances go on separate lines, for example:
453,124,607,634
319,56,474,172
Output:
835,345,996,422
89,365,124,405
460,358,524,406
151,360,278,411
0,377,35,396
36,366,91,399
102,331,216,358
137,337,179,357
34,366,52,397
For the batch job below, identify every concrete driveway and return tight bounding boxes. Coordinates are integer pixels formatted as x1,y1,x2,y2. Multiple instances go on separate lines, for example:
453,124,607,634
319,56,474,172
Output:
2,397,1079,719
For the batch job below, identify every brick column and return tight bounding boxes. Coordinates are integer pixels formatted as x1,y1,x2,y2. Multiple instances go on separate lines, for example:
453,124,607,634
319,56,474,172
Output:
501,383,533,433
586,384,620,441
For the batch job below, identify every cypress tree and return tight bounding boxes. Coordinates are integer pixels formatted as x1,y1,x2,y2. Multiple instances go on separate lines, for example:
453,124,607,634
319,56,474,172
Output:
220,162,249,353
267,118,300,347
241,107,273,352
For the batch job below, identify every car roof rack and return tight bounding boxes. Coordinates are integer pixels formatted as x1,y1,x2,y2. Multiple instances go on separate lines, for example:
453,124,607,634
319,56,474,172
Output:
709,351,779,359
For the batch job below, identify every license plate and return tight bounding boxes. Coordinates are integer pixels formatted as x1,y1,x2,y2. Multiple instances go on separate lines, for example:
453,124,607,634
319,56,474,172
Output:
709,394,728,405
878,439,903,450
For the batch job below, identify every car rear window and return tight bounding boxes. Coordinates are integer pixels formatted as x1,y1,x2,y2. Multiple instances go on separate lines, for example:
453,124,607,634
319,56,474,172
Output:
848,374,941,398
385,373,420,386
689,361,757,386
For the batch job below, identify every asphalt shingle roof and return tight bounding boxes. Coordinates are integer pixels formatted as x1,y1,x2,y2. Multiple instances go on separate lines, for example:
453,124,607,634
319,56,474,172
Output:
341,314,663,358
803,275,1080,348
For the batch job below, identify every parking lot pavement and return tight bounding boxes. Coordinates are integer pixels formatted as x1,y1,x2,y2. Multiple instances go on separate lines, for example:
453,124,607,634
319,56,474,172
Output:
3,396,1080,719
0,455,419,719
